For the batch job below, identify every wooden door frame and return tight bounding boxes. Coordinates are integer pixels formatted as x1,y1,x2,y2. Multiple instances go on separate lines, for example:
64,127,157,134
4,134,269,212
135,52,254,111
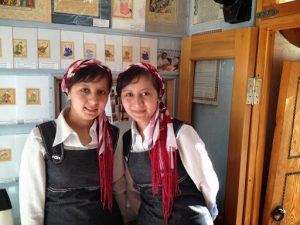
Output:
257,0,300,21
249,8,300,225
177,27,258,225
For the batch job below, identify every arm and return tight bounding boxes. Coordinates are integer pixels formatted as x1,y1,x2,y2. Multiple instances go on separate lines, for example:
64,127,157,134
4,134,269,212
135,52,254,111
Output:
19,128,46,225
176,124,219,220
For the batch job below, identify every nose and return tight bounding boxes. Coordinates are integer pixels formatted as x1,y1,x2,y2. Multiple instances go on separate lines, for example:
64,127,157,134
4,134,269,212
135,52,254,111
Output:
89,92,100,105
132,95,144,107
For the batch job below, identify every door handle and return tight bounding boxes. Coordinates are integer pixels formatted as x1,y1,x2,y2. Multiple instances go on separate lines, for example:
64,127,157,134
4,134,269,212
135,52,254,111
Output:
271,205,286,222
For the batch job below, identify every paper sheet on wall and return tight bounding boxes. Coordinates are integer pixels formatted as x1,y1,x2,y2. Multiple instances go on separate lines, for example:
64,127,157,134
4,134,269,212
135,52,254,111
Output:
0,135,17,180
83,33,105,62
60,30,83,69
140,37,158,67
38,29,61,69
0,26,13,68
0,76,17,124
193,60,220,105
104,34,122,72
122,36,140,70
112,0,146,31
13,27,38,69
16,76,50,123
14,134,28,176
0,134,28,180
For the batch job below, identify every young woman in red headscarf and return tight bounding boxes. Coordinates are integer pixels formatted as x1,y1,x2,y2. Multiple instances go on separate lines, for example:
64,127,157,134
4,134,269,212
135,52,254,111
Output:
19,59,126,225
117,63,219,225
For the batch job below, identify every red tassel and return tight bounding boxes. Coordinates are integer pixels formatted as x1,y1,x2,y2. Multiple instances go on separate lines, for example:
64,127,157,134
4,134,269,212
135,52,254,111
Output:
98,122,113,211
148,119,180,225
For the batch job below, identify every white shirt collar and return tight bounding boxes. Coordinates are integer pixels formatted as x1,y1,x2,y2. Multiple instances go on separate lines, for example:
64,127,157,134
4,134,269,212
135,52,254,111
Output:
131,121,151,152
52,108,98,147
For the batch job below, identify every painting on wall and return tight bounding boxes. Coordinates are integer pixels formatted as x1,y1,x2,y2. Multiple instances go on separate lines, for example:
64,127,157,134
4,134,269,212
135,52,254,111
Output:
38,40,51,58
26,88,40,105
0,0,50,23
157,49,180,72
122,46,133,62
0,0,34,7
13,39,27,58
146,0,177,23
61,41,75,59
0,88,16,105
0,148,12,162
84,43,97,59
52,0,111,27
112,0,133,18
105,45,115,61
140,47,150,63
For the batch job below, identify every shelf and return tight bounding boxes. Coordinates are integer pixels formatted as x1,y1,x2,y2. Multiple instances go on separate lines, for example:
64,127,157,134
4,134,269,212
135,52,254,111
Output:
0,68,179,77
0,19,185,38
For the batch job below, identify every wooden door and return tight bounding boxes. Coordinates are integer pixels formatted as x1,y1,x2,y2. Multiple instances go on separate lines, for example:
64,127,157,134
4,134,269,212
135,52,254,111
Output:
178,27,258,225
257,0,300,22
262,61,300,225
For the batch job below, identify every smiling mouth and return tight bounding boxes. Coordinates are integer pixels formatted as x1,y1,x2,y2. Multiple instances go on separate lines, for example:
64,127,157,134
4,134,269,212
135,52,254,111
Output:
84,107,98,113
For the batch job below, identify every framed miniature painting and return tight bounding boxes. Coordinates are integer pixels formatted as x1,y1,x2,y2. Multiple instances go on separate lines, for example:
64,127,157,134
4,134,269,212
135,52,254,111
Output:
0,148,12,162
38,40,51,58
0,0,51,23
105,45,115,61
146,0,176,23
52,0,111,27
84,43,97,59
140,47,150,62
26,88,40,105
61,41,75,59
13,39,27,58
122,46,133,62
0,88,16,105
112,0,133,18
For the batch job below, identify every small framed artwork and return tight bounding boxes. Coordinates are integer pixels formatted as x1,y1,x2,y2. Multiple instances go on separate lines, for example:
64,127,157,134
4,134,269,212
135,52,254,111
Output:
26,88,40,105
146,0,177,23
140,47,150,62
0,0,51,23
61,41,74,59
0,148,12,162
84,43,97,59
122,46,133,62
105,45,115,61
0,88,16,105
112,0,133,18
38,40,51,58
13,39,27,58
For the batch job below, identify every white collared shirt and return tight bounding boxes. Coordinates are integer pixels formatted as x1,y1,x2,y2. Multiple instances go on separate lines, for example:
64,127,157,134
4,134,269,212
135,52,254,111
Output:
19,108,126,225
127,121,219,219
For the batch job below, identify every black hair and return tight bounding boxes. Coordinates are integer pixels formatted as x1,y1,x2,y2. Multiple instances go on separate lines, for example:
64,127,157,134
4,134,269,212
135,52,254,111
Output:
66,65,112,92
116,66,160,97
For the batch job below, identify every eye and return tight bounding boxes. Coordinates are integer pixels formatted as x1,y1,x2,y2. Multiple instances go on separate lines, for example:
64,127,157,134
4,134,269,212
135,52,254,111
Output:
80,88,89,93
141,91,150,96
123,92,133,97
98,89,107,95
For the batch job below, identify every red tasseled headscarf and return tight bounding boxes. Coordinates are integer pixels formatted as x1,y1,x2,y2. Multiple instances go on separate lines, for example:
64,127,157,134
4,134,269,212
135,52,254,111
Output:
118,62,180,224
61,58,114,210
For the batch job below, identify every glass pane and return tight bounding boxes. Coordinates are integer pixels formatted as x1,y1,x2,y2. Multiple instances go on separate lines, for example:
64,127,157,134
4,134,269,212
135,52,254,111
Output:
192,59,234,214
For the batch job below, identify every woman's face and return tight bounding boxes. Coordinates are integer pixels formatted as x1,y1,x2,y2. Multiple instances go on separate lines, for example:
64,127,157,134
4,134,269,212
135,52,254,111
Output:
121,75,159,132
68,76,109,123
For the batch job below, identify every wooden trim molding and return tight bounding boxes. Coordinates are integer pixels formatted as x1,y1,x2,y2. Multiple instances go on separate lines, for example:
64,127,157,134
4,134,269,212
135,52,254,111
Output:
178,27,258,225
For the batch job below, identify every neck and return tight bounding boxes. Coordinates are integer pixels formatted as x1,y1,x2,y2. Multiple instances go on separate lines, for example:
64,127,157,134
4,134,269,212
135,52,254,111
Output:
65,110,93,133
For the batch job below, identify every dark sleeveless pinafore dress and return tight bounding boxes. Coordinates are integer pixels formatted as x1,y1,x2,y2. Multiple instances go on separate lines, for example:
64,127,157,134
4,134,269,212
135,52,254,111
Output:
123,119,213,225
37,121,123,225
